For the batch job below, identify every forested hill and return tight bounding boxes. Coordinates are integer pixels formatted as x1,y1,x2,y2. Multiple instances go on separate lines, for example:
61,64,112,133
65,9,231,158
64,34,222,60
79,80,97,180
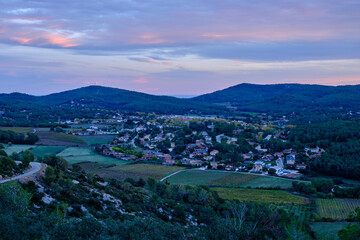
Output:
193,83,360,113
0,86,227,115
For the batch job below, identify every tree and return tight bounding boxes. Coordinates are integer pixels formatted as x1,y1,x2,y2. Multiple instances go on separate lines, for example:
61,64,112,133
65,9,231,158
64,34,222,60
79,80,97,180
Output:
268,168,276,176
339,224,360,240
45,166,56,184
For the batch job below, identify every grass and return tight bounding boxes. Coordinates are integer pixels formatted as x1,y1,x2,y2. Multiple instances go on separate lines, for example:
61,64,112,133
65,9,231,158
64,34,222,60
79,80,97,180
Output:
212,188,307,205
31,146,67,158
167,170,296,189
317,198,360,220
0,127,33,133
4,144,33,155
81,163,185,181
57,147,128,165
312,222,351,240
76,135,115,145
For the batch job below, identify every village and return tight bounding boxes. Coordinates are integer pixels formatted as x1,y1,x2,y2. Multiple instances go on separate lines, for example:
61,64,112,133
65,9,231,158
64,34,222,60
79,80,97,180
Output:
62,113,325,179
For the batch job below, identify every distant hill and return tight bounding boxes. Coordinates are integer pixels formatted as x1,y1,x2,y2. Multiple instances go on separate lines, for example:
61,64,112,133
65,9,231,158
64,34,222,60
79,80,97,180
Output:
193,83,360,113
0,86,228,115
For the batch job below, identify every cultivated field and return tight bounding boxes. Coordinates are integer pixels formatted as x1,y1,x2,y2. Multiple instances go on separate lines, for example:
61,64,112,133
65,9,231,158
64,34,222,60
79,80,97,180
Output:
269,204,313,221
36,131,86,146
166,170,296,189
212,188,308,205
4,144,33,155
240,176,296,189
0,127,33,133
57,147,127,165
76,135,115,145
4,144,66,157
80,163,185,181
31,146,67,157
317,198,360,220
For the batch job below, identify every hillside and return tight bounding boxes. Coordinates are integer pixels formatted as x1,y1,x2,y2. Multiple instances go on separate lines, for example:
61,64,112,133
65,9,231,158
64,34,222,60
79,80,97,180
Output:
193,83,360,113
0,86,228,115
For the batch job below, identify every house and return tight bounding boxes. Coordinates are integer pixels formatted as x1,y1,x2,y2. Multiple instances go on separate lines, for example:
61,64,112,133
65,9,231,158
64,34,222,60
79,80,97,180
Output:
211,162,218,169
203,155,214,161
286,154,296,165
295,163,307,170
274,152,284,158
264,135,272,141
255,145,268,153
251,161,264,173
189,159,203,166
242,151,254,160
205,136,212,144
210,150,219,156
225,165,234,171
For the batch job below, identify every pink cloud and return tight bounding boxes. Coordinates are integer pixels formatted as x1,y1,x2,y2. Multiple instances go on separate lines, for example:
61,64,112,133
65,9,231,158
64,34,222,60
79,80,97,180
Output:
162,61,173,66
132,77,148,84
10,32,80,47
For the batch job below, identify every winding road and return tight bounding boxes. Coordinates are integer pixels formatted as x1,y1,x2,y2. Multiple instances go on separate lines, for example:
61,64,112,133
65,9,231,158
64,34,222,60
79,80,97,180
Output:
0,162,42,184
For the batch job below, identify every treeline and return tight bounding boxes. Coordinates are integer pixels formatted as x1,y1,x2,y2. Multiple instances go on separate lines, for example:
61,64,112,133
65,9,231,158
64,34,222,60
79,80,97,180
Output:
289,121,360,179
292,179,360,199
0,129,39,145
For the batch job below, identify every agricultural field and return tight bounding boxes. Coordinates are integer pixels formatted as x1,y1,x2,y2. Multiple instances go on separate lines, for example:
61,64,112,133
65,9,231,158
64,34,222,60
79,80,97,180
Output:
36,131,86,146
166,170,297,189
4,144,33,155
0,127,33,133
212,188,308,205
269,204,313,221
76,135,115,145
31,146,67,158
312,222,350,240
81,163,185,181
240,176,297,189
4,144,67,158
57,147,127,165
317,198,360,220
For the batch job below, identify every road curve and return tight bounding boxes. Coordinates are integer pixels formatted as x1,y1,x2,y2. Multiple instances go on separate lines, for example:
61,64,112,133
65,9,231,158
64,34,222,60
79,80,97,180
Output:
0,162,42,184
160,169,187,182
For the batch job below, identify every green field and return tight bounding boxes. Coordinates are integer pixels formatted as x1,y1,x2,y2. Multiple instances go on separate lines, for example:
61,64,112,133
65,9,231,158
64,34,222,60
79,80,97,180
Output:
4,144,33,155
317,198,360,220
240,176,297,189
167,170,296,189
57,147,128,165
31,146,67,157
0,127,33,133
312,222,351,240
4,144,68,158
81,163,185,181
76,135,115,145
212,188,307,205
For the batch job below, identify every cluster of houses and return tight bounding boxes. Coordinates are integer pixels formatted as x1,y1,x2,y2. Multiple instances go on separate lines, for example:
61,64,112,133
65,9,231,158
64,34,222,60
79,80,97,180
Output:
76,114,325,179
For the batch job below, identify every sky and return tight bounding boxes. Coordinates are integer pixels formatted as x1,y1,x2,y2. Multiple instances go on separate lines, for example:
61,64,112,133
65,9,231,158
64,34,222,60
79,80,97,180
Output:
0,0,359,96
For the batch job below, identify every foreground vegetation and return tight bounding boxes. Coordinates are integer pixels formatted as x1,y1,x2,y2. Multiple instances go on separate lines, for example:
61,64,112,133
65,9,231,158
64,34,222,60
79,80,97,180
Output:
0,155,314,240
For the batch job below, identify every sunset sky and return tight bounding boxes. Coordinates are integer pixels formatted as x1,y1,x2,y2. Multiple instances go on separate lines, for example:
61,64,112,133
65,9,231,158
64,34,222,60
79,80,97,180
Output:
1,0,359,95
